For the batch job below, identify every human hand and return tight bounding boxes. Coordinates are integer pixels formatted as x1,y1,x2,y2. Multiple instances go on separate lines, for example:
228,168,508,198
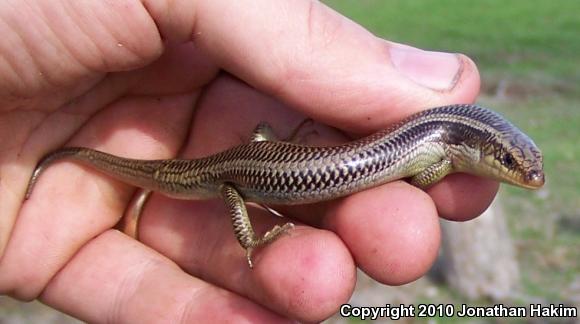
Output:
0,1,497,322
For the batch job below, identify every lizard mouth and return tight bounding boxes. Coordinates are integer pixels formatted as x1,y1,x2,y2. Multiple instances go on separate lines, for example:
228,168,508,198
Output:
522,169,545,189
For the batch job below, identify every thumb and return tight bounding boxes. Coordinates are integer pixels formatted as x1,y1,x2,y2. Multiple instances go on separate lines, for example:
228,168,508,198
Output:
170,0,480,132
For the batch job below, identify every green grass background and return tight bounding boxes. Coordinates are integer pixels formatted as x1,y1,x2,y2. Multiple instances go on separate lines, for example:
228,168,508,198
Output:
325,0,579,321
326,0,579,88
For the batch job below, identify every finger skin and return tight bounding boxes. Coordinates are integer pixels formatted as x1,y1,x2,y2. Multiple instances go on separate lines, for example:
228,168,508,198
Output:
325,183,440,285
41,231,290,323
427,174,499,221
140,197,356,321
0,0,162,107
127,42,219,95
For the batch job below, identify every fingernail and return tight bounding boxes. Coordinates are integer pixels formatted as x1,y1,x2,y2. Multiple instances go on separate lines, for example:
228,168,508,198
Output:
390,45,462,91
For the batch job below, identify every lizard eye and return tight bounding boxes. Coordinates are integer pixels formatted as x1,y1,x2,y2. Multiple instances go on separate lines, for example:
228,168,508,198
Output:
503,153,515,168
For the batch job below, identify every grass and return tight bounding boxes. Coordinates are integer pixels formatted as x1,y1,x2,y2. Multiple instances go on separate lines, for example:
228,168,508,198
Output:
324,0,580,321
325,0,580,94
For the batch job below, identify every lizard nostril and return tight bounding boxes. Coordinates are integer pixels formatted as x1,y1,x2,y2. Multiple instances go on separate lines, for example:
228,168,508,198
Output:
525,170,545,188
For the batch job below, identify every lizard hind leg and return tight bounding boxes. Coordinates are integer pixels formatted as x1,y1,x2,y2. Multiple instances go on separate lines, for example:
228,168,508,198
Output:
251,118,315,143
250,122,279,142
283,118,315,143
219,183,294,268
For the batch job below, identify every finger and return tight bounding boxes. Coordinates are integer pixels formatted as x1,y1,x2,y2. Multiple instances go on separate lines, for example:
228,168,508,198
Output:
126,41,219,95
144,0,480,132
0,1,162,108
427,174,499,221
0,1,226,113
324,182,441,285
0,94,195,299
41,230,289,323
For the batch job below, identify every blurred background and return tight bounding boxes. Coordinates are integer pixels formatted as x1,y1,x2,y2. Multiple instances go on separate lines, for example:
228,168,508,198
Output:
1,1,578,323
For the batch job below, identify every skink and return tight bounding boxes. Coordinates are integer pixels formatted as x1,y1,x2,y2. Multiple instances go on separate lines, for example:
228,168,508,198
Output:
25,104,545,267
